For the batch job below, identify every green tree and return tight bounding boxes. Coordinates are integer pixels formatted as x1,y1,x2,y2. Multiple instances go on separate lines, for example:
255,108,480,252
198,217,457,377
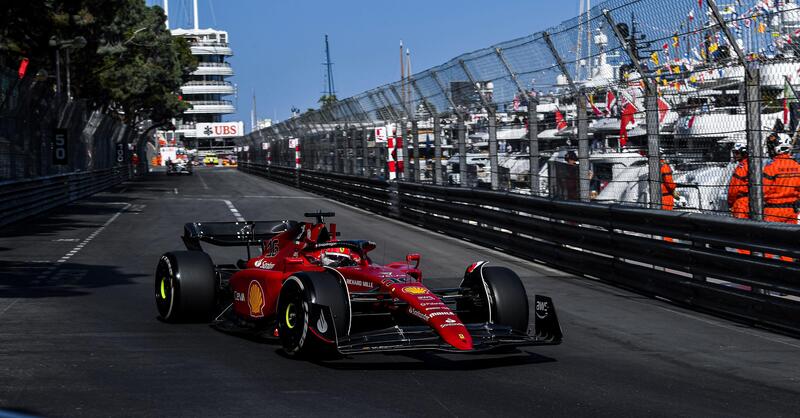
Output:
0,0,196,126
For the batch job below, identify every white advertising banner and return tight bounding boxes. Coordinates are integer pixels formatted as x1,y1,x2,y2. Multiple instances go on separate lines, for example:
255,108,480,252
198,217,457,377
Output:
374,127,387,143
196,122,244,138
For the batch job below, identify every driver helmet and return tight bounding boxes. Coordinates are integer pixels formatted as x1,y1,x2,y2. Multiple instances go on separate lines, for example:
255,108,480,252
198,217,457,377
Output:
767,132,793,156
320,248,354,267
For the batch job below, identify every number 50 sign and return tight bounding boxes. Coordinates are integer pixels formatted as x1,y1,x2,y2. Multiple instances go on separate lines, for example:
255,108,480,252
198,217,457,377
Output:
52,129,68,165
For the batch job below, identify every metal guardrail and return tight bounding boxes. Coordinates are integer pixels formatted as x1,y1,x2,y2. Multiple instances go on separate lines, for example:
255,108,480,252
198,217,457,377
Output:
0,166,132,227
239,161,800,336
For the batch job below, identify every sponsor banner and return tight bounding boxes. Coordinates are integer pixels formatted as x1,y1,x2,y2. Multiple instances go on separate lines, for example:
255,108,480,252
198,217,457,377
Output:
196,122,244,138
374,126,388,143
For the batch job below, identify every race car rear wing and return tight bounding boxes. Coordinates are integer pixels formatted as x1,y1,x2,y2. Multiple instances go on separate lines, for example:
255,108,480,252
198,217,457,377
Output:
182,221,299,250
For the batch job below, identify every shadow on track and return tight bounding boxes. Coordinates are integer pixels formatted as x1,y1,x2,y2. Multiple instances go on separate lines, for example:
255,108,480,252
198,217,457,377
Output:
275,348,557,371
0,260,141,298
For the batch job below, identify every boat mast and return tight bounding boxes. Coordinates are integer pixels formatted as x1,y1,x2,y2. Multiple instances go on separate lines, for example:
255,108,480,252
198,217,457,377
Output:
193,0,199,30
163,0,169,29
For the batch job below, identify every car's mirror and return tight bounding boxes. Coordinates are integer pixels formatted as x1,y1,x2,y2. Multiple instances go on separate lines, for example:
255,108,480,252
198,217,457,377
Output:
406,253,421,269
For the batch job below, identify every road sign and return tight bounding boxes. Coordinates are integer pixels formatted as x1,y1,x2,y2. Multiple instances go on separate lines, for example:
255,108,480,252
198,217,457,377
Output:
53,129,68,165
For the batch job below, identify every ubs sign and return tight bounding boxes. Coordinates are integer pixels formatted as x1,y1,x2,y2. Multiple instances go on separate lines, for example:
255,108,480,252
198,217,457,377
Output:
196,122,244,138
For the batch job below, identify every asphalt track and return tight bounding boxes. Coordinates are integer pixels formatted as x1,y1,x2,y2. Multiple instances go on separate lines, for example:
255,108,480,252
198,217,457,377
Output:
1,167,799,417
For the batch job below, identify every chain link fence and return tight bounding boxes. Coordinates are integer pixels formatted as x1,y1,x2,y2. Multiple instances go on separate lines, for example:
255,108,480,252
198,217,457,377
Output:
239,0,800,224
0,67,138,182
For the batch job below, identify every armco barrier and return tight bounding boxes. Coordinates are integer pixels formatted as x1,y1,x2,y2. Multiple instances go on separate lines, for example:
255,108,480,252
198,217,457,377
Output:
239,163,800,336
0,166,132,228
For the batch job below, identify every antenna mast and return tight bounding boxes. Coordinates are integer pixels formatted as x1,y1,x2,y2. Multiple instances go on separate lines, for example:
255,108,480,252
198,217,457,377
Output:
324,35,336,100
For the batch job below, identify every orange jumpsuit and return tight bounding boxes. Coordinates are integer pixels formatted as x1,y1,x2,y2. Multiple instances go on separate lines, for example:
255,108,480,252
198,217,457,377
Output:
727,160,749,219
763,154,800,224
661,160,676,211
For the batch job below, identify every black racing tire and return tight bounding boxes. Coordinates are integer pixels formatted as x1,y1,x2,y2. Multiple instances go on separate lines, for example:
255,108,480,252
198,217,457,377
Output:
459,264,529,333
277,270,350,358
155,251,216,323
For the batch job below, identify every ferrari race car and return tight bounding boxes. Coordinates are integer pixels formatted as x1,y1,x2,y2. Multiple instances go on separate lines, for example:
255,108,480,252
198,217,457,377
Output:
154,212,562,358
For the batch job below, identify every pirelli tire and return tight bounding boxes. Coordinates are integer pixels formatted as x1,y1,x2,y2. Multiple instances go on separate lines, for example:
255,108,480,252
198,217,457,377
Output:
155,251,216,323
277,270,350,358
458,263,530,333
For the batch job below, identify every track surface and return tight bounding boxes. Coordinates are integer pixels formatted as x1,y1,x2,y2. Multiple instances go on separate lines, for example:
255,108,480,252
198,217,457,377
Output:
1,167,799,417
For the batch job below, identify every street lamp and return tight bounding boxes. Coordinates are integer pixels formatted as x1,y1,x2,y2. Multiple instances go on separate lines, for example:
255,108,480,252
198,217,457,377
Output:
49,36,87,100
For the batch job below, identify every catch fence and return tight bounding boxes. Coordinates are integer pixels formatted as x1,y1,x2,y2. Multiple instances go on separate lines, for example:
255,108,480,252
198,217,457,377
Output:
239,0,800,222
0,66,141,182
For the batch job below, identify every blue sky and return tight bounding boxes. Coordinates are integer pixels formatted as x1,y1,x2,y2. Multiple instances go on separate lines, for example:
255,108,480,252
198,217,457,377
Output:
148,0,580,126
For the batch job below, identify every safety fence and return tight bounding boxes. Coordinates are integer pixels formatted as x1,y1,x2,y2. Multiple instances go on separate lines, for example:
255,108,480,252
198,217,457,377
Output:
0,68,141,182
0,166,133,227
239,161,800,336
239,0,800,224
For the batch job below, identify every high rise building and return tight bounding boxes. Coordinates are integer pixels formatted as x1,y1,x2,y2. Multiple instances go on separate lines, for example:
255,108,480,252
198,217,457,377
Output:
171,28,236,149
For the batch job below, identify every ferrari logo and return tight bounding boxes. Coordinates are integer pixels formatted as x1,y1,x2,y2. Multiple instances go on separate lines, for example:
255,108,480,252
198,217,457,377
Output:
248,280,265,317
402,286,428,295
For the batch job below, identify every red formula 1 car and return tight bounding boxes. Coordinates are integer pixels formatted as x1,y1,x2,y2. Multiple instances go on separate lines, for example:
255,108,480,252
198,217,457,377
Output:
155,212,562,358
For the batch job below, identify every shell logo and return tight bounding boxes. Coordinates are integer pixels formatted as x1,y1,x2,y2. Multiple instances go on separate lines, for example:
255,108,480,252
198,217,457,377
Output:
402,286,429,295
248,280,265,317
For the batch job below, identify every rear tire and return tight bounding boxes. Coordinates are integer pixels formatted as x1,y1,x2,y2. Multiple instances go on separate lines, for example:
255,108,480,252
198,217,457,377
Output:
277,271,350,358
459,264,529,333
155,251,216,322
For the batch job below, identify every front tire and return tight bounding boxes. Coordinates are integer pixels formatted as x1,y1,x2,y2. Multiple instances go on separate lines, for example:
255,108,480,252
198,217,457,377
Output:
458,263,529,333
155,251,216,322
277,271,350,358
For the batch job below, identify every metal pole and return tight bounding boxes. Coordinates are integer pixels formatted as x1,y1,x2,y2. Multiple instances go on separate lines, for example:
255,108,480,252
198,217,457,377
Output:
605,9,662,207
458,59,499,189
747,67,764,221
495,46,540,194
645,93,662,209
333,127,340,173
488,107,499,190
65,49,71,100
400,120,409,180
457,114,467,187
55,50,61,97
528,101,540,195
433,115,442,185
577,89,590,201
362,127,369,177
411,119,420,182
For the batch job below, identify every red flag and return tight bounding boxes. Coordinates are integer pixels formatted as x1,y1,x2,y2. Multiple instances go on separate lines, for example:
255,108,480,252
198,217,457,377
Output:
18,58,29,79
606,90,617,116
619,103,637,147
657,97,671,124
784,98,790,125
555,108,568,130
588,98,603,117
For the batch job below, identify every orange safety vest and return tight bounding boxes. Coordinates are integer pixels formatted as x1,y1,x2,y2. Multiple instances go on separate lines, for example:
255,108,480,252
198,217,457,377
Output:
661,160,676,211
763,154,800,224
727,160,749,219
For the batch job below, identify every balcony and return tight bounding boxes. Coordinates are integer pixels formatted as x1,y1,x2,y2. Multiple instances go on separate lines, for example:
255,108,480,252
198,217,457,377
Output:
192,62,234,76
181,80,235,95
190,42,232,56
185,100,235,115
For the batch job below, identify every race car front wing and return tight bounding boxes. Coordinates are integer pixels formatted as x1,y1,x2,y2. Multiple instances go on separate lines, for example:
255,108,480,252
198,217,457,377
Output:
336,295,563,355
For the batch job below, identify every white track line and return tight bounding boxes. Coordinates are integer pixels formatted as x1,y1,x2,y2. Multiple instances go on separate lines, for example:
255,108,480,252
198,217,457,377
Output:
197,170,210,190
223,199,245,221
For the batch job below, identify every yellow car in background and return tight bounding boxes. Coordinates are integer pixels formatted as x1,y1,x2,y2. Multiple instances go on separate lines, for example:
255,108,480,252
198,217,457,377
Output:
203,154,219,166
